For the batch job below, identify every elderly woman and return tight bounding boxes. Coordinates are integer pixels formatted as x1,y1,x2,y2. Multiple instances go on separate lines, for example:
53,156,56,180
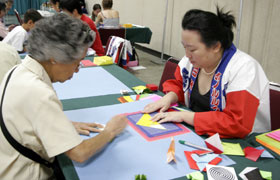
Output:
143,8,270,139
0,13,127,179
96,0,119,27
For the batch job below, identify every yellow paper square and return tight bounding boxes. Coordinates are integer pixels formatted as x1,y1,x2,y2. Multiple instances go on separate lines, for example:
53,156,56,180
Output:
123,96,134,102
136,114,165,129
222,142,245,156
93,56,113,65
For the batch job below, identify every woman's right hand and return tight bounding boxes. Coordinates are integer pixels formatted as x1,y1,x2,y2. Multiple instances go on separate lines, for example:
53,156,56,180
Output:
142,92,178,113
142,98,171,114
104,115,127,138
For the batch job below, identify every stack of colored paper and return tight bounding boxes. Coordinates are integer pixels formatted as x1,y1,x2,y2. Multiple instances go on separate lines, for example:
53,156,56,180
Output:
93,56,113,65
256,129,280,155
266,129,280,141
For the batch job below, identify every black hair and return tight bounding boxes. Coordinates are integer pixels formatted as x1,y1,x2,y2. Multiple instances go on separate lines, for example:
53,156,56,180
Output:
182,7,236,50
102,0,113,9
50,0,60,4
60,0,83,15
0,2,6,11
23,9,43,24
93,3,101,11
5,0,13,3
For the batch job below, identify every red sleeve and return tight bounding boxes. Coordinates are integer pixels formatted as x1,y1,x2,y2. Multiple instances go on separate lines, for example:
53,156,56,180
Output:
162,66,185,104
194,90,259,138
81,15,104,56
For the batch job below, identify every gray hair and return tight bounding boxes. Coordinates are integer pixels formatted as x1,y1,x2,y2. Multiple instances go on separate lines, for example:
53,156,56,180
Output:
27,13,95,63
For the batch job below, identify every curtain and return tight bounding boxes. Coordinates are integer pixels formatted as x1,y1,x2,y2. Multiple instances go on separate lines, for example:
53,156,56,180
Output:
8,0,48,15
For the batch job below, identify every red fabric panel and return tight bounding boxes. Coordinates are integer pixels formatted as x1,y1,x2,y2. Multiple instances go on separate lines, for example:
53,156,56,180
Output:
194,90,259,138
81,14,105,56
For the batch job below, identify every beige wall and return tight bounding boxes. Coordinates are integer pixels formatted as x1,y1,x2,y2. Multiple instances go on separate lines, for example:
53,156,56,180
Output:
86,0,280,83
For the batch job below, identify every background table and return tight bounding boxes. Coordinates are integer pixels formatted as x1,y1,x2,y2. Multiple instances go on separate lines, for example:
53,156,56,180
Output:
98,26,152,45
57,62,280,179
125,26,152,44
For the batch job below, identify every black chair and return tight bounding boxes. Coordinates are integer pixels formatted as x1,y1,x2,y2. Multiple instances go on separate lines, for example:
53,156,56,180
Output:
158,57,179,92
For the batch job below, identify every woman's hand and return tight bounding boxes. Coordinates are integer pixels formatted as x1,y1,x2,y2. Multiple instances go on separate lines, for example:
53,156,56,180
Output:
72,122,104,136
151,111,195,125
142,92,179,113
142,98,171,114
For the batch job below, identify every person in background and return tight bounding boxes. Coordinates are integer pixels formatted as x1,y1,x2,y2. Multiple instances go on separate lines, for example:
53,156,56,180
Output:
60,0,104,56
0,13,127,179
80,0,88,14
96,0,119,27
3,9,42,53
0,0,13,12
143,7,271,139
0,42,21,83
0,2,7,40
50,0,60,13
91,3,101,22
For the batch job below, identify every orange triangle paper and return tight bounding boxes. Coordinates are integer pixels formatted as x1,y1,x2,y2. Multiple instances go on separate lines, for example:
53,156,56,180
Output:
167,137,176,163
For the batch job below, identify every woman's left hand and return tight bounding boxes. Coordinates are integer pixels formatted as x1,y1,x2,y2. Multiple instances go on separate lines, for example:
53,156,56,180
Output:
150,111,195,125
72,122,104,136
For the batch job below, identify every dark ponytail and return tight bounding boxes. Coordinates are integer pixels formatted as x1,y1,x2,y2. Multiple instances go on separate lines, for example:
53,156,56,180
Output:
182,6,236,50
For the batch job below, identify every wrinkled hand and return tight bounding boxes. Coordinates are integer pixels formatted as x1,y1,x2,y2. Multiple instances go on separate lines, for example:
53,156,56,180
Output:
104,115,127,138
150,111,184,124
72,122,104,136
142,98,171,114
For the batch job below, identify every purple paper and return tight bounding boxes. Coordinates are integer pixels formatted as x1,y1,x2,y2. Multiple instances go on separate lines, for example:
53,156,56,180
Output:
127,112,184,138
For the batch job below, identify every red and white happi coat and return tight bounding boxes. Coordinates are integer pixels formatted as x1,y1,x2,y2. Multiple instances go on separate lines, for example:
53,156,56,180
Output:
163,45,271,138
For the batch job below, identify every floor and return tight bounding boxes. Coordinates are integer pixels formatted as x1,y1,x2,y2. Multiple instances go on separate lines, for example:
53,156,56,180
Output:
128,48,166,86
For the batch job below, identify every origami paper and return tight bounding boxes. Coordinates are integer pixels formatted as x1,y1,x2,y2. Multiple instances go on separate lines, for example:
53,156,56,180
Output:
184,151,222,172
192,149,213,156
239,167,263,180
191,154,219,171
239,167,256,180
206,165,238,180
222,142,245,156
167,137,176,163
243,146,264,161
132,85,148,94
81,60,96,67
260,170,272,180
266,129,280,142
123,96,134,102
118,97,128,103
87,48,95,56
256,131,280,155
205,133,223,154
136,113,166,129
186,171,204,180
256,146,274,158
